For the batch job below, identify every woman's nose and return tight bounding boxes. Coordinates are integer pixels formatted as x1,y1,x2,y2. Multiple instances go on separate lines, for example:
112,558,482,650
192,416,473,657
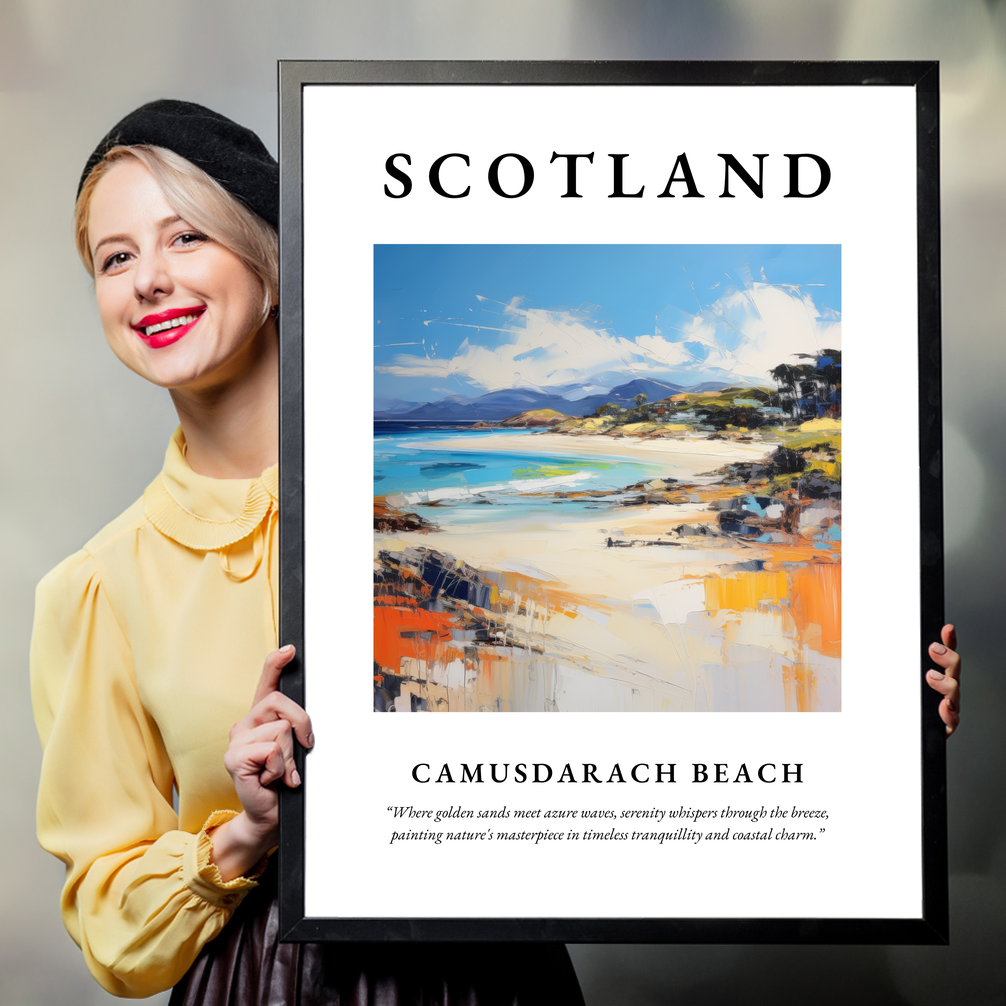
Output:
133,249,173,302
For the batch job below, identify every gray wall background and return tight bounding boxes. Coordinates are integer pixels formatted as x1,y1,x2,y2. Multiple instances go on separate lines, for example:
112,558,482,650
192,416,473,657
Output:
1,2,1003,1003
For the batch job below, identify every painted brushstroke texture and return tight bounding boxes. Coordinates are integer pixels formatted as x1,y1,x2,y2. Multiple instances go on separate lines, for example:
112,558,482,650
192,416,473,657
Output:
373,422,841,713
373,247,841,712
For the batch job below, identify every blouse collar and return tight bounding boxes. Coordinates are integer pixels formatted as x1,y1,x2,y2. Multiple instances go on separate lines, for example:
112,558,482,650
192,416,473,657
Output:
143,428,278,551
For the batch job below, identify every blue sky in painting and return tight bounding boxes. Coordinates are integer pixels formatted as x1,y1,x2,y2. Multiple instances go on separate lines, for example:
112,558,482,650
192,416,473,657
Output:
374,245,841,405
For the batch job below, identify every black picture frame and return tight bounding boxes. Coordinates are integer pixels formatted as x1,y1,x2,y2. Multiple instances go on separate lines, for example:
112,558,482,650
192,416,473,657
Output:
277,60,945,944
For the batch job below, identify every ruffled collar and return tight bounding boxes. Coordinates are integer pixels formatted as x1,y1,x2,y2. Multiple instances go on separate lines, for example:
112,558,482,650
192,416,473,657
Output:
143,428,278,551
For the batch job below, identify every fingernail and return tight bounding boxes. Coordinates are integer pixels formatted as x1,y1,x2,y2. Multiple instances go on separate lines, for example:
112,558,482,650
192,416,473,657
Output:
931,643,947,654
280,644,295,654
928,670,944,679
306,732,315,748
292,768,301,787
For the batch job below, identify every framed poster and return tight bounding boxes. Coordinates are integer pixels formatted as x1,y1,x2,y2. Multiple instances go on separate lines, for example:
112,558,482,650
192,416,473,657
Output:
277,61,946,943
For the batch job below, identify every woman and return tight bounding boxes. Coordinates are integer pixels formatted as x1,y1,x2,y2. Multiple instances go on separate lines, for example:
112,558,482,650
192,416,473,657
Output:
31,100,585,1003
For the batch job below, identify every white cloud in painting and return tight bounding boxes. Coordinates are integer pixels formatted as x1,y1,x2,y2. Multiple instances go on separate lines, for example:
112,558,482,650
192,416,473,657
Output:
375,283,840,392
677,283,841,385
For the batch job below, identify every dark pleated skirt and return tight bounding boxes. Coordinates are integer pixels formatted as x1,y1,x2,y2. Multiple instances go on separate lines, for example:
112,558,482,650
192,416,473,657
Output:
169,869,585,1006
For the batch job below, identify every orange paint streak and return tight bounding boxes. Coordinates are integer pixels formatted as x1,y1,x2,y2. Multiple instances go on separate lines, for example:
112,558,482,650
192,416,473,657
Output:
489,570,607,621
759,544,840,566
373,605,457,674
704,570,788,612
782,660,817,713
789,563,841,658
703,563,840,660
375,594,421,607
705,561,839,712
472,647,513,711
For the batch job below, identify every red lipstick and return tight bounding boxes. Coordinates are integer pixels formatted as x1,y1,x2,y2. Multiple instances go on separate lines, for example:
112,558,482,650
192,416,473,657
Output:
132,306,206,349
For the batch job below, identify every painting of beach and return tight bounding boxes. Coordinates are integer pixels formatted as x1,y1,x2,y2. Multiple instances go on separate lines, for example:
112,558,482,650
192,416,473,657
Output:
373,245,841,712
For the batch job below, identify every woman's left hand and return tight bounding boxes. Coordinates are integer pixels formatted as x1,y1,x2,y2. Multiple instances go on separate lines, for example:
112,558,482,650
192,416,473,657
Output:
209,645,313,881
926,624,961,737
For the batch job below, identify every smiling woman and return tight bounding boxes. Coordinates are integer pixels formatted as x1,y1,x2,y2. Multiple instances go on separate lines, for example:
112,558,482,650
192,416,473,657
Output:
29,99,584,1005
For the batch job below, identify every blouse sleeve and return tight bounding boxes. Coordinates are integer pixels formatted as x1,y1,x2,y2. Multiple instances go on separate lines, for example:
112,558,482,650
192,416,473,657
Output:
31,549,262,998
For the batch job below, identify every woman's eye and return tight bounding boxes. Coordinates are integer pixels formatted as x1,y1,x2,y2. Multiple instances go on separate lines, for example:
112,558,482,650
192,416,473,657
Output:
173,231,208,248
101,251,131,273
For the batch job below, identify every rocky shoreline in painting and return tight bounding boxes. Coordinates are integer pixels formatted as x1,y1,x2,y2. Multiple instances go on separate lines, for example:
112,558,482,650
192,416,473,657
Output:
373,413,841,713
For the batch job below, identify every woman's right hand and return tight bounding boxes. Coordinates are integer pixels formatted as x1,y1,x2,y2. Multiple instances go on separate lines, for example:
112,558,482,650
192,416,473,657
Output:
209,645,314,881
926,624,961,737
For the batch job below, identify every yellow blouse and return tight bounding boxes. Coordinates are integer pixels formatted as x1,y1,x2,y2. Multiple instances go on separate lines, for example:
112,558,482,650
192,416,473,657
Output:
31,429,279,998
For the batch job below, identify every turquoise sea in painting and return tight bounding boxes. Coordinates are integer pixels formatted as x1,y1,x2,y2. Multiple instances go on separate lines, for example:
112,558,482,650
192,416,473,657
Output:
374,425,672,526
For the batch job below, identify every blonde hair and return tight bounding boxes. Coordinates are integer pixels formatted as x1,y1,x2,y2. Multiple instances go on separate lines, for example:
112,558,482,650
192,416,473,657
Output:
75,145,278,323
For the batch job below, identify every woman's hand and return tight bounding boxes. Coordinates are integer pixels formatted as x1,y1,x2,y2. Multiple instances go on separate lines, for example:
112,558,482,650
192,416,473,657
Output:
209,645,314,881
926,624,961,738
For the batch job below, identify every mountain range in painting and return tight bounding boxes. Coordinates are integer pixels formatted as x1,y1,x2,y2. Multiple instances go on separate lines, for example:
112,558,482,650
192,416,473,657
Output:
375,379,733,422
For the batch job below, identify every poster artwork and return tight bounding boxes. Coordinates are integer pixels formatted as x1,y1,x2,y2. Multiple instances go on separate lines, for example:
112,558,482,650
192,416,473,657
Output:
373,244,841,713
288,65,942,940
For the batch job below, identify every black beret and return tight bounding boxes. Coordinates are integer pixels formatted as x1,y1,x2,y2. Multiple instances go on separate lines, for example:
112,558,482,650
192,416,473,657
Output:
78,99,278,228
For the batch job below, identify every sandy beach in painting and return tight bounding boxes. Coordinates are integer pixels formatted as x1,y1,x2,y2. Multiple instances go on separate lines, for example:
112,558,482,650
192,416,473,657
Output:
411,431,773,467
374,428,841,714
